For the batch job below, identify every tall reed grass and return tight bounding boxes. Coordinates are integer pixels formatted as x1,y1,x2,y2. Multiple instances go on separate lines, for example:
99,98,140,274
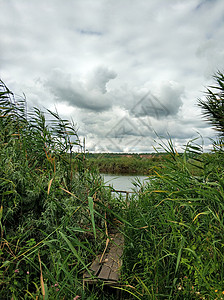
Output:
123,140,224,299
0,80,124,299
1,71,224,299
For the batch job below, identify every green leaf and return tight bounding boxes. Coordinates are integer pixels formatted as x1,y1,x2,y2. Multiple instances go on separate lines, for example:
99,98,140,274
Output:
59,231,91,275
88,196,96,240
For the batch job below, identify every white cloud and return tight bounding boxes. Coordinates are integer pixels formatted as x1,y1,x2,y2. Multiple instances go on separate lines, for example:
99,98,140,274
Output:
0,0,223,152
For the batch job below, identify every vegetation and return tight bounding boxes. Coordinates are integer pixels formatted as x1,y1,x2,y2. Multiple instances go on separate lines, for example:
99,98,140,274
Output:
1,70,224,299
85,153,166,175
198,70,224,136
122,71,224,299
123,141,224,299
0,80,124,299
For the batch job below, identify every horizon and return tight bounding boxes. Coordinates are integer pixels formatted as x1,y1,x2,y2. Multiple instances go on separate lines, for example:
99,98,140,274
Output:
1,0,223,152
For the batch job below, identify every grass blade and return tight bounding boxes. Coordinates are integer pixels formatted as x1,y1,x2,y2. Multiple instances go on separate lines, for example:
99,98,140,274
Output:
59,231,91,275
88,196,96,240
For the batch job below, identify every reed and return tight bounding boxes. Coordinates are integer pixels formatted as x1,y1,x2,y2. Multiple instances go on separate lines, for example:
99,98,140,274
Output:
122,140,224,298
0,79,122,299
1,70,224,299
122,71,224,299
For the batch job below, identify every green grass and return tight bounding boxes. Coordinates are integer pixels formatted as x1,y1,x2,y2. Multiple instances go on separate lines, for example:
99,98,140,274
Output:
1,75,224,299
123,140,224,299
0,80,123,299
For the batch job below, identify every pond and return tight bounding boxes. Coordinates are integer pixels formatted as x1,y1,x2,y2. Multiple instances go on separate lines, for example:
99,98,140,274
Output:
101,173,148,192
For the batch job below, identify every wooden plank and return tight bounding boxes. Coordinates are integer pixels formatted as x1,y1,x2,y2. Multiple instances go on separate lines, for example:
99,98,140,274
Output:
83,254,105,279
111,234,124,246
97,253,111,280
83,232,124,285
97,233,124,281
109,263,117,281
109,250,123,281
108,236,124,281
90,254,103,275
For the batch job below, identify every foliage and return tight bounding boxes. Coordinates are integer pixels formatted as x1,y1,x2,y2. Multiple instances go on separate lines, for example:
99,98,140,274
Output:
123,69,224,299
123,140,224,299
198,70,224,136
0,80,123,299
2,70,224,299
86,154,166,175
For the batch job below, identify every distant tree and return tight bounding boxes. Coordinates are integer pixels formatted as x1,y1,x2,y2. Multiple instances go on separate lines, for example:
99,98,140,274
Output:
198,70,224,137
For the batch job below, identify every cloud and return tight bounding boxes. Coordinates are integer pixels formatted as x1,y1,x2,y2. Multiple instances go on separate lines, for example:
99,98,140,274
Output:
77,29,103,36
44,68,116,112
1,0,224,152
85,66,117,94
129,81,184,119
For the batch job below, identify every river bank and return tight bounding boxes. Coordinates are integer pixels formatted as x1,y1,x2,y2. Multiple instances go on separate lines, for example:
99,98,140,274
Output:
86,153,166,175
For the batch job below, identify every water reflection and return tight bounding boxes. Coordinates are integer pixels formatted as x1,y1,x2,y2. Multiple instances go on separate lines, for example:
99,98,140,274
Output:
101,173,147,192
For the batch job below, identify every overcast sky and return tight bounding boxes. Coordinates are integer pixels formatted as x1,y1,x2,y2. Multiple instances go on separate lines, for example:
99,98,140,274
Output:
1,0,224,152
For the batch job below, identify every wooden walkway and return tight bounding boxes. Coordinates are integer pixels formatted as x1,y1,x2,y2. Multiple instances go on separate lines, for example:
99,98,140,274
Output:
110,189,134,203
83,232,124,285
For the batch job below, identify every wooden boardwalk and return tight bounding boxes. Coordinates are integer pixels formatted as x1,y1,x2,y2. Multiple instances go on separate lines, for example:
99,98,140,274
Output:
83,232,124,285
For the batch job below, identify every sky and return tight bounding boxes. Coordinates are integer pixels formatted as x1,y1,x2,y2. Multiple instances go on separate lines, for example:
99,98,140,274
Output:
1,0,224,153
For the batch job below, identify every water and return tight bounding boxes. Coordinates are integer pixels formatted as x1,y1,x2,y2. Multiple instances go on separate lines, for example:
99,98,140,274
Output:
101,173,148,192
